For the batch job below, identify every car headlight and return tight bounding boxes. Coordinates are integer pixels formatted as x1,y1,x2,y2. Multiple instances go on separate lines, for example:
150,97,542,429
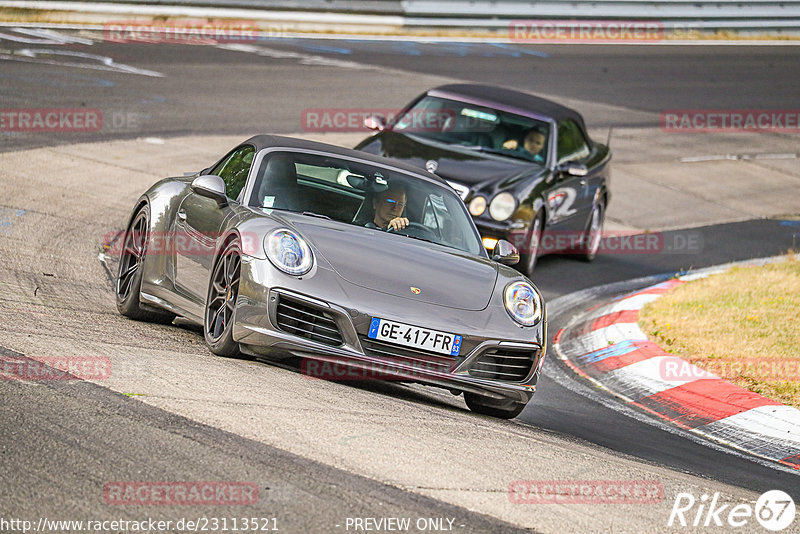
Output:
265,228,313,276
489,192,517,221
469,195,487,216
504,281,542,326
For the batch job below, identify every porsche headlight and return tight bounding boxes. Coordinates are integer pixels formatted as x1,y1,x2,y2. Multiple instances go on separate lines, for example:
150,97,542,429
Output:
266,229,313,276
469,195,487,216
489,192,516,221
504,281,542,326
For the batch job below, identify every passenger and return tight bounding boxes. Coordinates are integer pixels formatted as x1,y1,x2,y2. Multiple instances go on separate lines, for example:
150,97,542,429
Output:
502,128,546,162
366,184,409,231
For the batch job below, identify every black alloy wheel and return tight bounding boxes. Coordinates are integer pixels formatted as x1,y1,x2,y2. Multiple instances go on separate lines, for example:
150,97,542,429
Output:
204,239,242,357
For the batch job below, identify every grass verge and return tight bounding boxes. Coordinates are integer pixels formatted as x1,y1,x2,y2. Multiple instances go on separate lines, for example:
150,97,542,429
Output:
639,256,800,408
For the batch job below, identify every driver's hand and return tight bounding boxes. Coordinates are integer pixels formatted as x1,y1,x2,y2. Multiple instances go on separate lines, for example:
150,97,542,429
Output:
387,217,409,231
502,139,519,150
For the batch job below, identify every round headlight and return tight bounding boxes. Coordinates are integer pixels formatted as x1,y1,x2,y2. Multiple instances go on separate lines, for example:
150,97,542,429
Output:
469,196,487,217
489,192,517,221
504,281,542,326
266,228,313,276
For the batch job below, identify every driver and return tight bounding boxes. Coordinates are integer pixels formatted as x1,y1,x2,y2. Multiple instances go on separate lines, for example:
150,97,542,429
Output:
366,184,409,231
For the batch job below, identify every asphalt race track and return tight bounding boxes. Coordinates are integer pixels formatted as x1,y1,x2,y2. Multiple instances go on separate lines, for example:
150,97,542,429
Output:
1,30,799,533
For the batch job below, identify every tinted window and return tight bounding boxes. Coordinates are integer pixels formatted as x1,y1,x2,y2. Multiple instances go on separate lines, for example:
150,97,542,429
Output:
556,120,590,164
212,145,255,199
392,95,550,164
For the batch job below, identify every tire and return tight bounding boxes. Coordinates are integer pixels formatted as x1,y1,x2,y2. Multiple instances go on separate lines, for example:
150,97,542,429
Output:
577,201,605,262
115,205,176,324
519,212,543,277
204,239,241,357
464,392,526,419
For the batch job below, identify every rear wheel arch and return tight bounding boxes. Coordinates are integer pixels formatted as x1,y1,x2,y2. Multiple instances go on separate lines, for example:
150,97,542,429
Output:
123,198,150,233
115,202,175,324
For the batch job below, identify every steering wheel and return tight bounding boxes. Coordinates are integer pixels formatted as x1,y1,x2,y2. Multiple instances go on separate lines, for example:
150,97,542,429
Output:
388,222,439,241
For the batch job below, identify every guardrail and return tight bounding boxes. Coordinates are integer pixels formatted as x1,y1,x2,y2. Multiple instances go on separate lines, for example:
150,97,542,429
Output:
50,0,404,13
400,0,800,32
403,0,800,19
21,0,800,33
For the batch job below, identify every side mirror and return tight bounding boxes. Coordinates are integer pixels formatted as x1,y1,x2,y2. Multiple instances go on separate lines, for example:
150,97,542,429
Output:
364,114,387,131
191,175,228,207
557,162,588,177
492,239,520,266
345,174,367,190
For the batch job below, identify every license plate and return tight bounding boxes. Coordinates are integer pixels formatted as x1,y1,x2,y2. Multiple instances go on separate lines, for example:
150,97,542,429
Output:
368,317,462,357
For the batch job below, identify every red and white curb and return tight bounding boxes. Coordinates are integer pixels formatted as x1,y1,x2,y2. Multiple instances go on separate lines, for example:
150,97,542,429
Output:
553,266,800,470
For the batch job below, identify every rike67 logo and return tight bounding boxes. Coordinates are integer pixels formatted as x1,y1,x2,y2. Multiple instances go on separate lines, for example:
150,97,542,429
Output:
668,490,796,531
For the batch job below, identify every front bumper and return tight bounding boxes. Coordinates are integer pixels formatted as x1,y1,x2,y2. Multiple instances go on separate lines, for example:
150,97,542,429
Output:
233,259,546,405
474,219,530,253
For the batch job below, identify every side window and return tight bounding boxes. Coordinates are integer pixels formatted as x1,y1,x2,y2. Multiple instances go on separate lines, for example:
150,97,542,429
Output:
556,120,590,164
212,145,255,200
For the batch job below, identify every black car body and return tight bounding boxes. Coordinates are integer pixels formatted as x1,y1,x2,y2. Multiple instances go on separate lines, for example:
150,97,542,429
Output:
356,84,612,275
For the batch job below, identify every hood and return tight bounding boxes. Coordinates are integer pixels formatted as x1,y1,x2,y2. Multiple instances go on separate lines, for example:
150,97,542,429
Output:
357,131,538,188
285,215,498,311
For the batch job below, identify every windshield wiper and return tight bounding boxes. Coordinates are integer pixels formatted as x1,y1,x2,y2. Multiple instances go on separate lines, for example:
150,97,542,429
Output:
301,211,332,220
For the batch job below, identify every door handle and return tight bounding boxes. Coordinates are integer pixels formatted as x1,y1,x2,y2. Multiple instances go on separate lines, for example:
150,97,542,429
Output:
177,210,187,221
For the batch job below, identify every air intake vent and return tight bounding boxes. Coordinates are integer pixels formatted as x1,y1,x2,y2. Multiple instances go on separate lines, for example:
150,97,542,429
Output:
275,296,343,347
359,336,452,373
468,348,538,382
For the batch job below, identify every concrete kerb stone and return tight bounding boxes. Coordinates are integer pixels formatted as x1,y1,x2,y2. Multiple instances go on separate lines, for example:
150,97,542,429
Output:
553,254,800,470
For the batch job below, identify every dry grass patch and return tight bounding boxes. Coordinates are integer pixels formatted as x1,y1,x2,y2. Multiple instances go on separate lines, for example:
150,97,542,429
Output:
639,256,800,408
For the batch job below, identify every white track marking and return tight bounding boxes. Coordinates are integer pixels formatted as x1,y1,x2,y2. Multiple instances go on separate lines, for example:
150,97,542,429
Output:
0,27,93,44
1,48,163,77
216,43,374,70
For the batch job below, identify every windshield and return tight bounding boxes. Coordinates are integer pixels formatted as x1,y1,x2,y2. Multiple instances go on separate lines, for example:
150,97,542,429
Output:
392,95,551,165
248,151,486,256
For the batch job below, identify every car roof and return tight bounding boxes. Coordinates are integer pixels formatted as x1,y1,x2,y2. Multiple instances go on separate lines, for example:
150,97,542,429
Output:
241,134,450,184
427,83,588,134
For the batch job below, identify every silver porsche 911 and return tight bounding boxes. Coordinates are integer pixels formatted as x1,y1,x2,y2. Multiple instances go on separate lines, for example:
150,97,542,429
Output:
115,135,546,418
